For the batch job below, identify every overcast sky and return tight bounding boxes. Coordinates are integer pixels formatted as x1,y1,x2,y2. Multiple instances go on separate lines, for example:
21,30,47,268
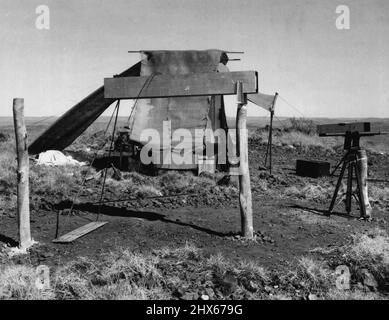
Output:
1,0,388,118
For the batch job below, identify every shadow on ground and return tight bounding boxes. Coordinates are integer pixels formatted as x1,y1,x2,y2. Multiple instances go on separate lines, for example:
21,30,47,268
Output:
55,201,236,238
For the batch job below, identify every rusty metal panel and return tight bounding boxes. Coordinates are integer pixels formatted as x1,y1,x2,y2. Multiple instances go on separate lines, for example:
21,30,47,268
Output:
128,50,230,170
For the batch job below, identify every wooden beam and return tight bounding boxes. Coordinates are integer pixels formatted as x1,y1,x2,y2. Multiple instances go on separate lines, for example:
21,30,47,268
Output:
53,221,108,243
317,122,371,136
104,71,258,99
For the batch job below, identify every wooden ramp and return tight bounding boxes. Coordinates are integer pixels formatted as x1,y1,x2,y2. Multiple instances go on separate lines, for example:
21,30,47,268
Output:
53,221,108,243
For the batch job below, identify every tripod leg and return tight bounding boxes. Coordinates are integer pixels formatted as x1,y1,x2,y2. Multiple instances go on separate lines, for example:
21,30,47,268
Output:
328,159,347,214
345,161,353,214
331,153,347,176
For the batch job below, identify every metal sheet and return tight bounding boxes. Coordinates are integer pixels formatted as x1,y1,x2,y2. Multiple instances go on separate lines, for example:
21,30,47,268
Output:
28,62,141,154
128,50,229,169
248,92,276,112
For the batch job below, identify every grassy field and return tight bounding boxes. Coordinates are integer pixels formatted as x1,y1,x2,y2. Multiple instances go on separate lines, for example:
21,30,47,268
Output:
0,116,388,300
1,231,388,300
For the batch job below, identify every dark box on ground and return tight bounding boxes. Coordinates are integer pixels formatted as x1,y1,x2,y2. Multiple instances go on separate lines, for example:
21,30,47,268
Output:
296,159,330,178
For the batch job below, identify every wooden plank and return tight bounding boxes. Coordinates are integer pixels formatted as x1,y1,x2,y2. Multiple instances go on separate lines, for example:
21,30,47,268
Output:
104,71,258,99
53,221,108,243
317,122,371,136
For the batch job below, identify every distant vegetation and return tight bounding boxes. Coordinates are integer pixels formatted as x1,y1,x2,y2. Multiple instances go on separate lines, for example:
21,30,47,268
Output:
287,117,317,135
249,118,341,150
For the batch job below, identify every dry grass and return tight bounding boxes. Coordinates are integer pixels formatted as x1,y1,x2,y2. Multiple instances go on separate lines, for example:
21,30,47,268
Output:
284,182,333,202
369,186,389,210
0,140,17,194
251,129,340,150
319,228,389,297
296,257,333,290
350,229,389,265
279,131,338,150
55,250,166,300
103,170,218,200
250,117,341,150
0,135,87,213
0,264,54,300
1,237,388,300
326,288,381,300
0,139,20,216
288,118,317,135
30,165,84,197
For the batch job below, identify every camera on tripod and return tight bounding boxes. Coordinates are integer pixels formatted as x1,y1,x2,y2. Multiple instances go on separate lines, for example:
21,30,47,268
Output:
318,122,387,220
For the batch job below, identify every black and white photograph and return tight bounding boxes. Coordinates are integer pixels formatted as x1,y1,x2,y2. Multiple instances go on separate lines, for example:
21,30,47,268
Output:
0,0,388,308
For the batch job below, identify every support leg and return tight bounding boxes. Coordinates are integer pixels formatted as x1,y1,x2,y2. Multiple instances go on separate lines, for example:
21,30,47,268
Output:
331,152,347,176
328,158,348,214
354,160,367,219
356,150,372,218
269,111,274,175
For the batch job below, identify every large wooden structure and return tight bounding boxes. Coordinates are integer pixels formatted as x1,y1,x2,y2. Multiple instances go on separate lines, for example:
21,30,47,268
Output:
29,49,274,239
104,61,258,238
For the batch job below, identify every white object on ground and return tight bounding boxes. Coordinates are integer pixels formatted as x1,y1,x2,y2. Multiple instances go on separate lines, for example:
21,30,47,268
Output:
36,150,87,166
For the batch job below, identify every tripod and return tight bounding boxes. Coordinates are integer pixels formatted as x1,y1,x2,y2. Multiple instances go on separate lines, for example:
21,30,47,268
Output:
328,148,368,218
327,130,374,219
319,125,386,220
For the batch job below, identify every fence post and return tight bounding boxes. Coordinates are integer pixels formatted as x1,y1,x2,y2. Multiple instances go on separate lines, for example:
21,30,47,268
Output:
236,82,254,238
13,98,33,251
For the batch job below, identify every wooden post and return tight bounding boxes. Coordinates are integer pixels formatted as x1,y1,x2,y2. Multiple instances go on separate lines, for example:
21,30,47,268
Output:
236,82,254,238
13,98,33,251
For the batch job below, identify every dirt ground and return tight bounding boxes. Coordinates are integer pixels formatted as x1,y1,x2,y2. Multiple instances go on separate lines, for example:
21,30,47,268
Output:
1,132,388,273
